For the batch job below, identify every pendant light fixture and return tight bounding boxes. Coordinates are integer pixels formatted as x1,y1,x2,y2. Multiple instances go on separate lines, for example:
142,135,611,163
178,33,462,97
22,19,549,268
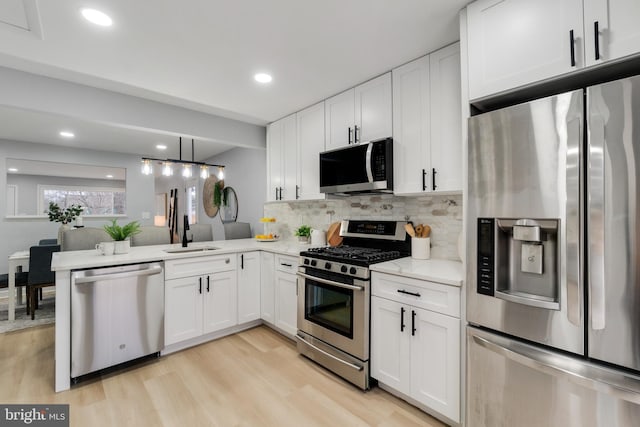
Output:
141,137,225,179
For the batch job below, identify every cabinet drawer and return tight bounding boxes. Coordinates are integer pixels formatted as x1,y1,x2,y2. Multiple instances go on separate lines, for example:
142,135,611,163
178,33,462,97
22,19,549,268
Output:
274,254,298,274
165,254,236,280
372,272,460,318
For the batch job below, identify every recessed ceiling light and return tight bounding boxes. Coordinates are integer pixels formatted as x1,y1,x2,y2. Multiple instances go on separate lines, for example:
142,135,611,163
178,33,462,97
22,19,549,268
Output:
59,131,75,138
156,144,167,150
106,174,114,178
8,168,18,173
254,73,273,84
81,8,113,27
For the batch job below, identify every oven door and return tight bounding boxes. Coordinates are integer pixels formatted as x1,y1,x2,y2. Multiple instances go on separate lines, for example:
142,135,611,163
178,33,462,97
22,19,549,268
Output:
296,268,369,360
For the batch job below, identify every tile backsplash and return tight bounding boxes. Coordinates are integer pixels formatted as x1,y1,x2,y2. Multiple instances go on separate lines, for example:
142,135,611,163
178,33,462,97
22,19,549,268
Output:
263,193,462,261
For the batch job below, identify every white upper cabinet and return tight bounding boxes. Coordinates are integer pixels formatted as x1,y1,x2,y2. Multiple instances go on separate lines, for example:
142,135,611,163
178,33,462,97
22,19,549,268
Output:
584,0,640,66
296,102,325,200
392,43,462,195
325,90,355,149
467,0,584,100
354,73,392,144
325,73,392,149
266,114,297,201
467,0,640,100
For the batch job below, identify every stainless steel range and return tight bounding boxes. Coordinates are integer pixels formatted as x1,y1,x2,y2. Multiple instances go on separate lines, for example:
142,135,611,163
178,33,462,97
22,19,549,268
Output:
296,219,410,390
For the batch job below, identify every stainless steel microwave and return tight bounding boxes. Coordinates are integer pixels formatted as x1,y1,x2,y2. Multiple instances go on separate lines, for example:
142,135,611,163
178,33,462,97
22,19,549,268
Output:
319,138,393,194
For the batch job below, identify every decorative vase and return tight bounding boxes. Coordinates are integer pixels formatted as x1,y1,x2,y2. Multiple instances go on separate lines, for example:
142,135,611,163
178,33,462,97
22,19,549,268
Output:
114,240,130,254
298,236,310,244
58,223,71,244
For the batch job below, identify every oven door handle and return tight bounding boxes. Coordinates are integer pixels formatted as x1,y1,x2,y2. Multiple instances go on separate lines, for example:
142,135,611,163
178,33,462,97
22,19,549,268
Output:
296,272,365,292
297,334,364,372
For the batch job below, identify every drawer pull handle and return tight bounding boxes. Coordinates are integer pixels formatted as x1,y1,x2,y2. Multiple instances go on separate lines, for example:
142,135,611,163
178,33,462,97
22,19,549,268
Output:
400,307,406,332
282,263,292,267
225,258,230,264
198,277,202,294
397,289,421,297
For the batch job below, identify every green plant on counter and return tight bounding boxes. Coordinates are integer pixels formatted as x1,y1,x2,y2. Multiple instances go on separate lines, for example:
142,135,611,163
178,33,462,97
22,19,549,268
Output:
294,225,312,238
47,202,83,224
103,219,142,241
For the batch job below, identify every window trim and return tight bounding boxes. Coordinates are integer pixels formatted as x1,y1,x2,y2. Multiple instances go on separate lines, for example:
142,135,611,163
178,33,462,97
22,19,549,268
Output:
37,184,126,216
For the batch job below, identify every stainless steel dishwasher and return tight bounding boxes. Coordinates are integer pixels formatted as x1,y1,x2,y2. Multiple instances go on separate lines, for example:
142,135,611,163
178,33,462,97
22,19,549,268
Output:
71,262,164,379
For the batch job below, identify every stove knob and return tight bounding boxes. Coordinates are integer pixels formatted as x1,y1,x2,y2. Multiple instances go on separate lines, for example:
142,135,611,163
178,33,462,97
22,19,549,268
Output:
341,265,348,273
310,260,317,267
350,267,357,275
325,262,332,270
304,259,310,265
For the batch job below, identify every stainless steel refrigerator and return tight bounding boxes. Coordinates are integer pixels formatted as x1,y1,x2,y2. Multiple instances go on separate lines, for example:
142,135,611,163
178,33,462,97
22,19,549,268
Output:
467,75,640,426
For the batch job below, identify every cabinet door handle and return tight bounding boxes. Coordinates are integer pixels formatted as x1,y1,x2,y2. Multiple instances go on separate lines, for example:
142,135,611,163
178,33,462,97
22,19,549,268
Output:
354,125,359,144
411,310,416,336
348,127,353,144
397,289,421,298
569,30,576,67
206,276,210,292
225,258,230,264
422,169,427,191
241,254,244,269
198,277,202,294
281,263,292,267
275,187,279,200
432,168,437,191
400,307,406,332
594,21,600,61
295,185,300,200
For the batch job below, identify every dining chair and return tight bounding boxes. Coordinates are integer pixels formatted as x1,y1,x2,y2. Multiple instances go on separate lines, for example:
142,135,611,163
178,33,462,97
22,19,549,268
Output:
27,244,60,320
188,223,214,242
38,238,58,246
131,226,171,246
61,227,112,251
223,222,252,240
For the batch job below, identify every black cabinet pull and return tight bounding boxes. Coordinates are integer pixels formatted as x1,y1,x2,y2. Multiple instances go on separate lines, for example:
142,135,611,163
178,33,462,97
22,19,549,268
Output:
279,187,283,200
569,30,576,67
198,277,202,294
206,276,210,292
594,21,600,60
354,125,359,144
422,169,427,191
400,307,406,332
411,310,416,336
432,168,437,191
348,127,353,144
282,263,292,267
295,185,300,200
398,289,421,297
241,254,244,269
275,188,278,200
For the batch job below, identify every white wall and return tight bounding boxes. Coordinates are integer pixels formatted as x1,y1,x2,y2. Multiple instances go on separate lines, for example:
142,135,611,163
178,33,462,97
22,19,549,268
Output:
0,139,155,273
196,147,267,240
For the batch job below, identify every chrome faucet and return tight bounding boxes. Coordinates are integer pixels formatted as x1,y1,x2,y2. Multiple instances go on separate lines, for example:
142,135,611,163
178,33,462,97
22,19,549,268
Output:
182,215,191,247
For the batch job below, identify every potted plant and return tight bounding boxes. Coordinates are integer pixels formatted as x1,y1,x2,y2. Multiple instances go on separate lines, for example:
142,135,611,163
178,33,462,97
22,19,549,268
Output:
103,219,141,254
295,225,311,243
47,202,84,243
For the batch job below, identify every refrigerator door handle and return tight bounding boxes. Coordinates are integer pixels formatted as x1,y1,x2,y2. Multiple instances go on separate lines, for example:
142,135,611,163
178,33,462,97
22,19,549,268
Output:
471,331,640,405
588,114,606,330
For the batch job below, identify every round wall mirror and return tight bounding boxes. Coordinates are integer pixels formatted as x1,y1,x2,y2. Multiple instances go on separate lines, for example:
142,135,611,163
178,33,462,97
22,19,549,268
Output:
220,186,238,223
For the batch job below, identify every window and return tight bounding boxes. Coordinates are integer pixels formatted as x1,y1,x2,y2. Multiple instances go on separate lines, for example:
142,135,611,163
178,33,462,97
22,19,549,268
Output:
38,185,126,215
186,183,197,224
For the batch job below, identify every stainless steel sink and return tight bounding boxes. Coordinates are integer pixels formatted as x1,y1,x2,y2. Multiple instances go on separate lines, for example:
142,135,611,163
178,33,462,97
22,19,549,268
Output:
163,246,219,253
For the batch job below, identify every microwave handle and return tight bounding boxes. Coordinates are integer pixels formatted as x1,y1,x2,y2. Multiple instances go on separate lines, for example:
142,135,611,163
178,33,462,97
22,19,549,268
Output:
365,142,374,182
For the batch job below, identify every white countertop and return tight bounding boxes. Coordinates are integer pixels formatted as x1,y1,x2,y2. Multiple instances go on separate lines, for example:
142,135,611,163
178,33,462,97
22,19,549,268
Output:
370,257,464,286
51,238,309,271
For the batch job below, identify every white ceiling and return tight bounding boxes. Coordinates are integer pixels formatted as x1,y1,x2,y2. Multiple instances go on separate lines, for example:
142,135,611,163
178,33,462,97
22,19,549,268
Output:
0,0,468,155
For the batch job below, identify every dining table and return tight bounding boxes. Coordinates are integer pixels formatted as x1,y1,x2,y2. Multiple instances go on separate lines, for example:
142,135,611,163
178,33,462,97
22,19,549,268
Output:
7,250,29,321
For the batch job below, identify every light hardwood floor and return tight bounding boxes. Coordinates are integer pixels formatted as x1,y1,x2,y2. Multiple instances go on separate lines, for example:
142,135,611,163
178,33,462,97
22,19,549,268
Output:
0,324,446,426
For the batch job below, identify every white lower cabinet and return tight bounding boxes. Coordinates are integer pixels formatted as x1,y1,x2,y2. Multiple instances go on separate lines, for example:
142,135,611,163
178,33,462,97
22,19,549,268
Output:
237,251,261,324
260,252,275,324
164,255,238,347
371,272,460,423
273,254,299,338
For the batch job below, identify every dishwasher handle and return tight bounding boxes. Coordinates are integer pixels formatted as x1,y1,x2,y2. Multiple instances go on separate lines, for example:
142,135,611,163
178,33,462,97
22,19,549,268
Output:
74,265,163,284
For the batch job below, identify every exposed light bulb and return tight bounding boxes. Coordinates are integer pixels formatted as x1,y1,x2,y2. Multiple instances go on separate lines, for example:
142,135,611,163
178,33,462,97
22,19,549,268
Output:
182,164,192,178
141,159,153,175
200,165,209,179
218,167,225,180
162,162,174,177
